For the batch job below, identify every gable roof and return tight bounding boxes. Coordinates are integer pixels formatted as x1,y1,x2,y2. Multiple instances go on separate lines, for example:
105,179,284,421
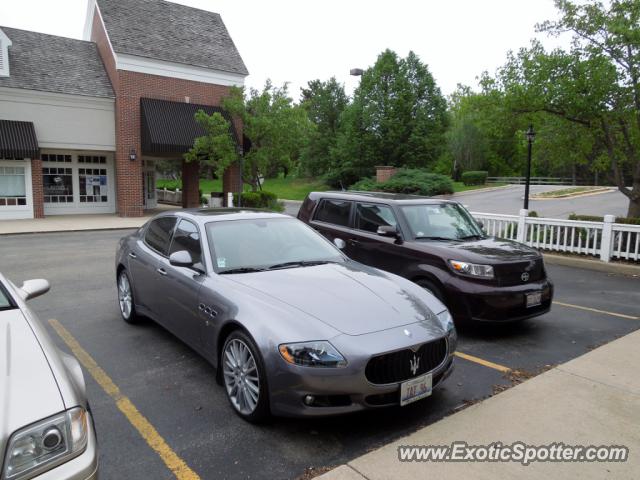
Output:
0,26,114,98
97,0,248,76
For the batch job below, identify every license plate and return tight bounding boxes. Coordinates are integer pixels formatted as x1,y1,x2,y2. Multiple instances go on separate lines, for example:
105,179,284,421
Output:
400,373,432,406
526,291,542,308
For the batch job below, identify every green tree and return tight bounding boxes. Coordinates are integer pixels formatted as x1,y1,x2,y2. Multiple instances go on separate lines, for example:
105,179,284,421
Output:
184,110,239,177
224,81,313,190
498,0,640,216
299,77,348,176
331,50,448,186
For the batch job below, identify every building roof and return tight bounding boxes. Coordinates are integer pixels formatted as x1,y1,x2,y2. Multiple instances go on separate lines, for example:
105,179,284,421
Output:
97,0,248,76
140,97,239,156
0,120,39,158
0,27,114,98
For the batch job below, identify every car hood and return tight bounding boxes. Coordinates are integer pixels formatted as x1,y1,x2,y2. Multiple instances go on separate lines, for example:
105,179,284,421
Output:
0,309,64,456
410,236,540,264
227,262,445,336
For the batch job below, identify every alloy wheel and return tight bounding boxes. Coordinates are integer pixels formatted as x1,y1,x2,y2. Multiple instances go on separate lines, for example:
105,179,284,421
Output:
118,273,132,319
222,338,260,415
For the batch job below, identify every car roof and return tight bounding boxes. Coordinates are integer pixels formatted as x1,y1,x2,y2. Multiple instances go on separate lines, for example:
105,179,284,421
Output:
172,208,289,222
309,190,458,205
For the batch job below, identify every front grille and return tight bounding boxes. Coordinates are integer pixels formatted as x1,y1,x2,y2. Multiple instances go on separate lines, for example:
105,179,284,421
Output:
365,337,448,385
495,258,545,287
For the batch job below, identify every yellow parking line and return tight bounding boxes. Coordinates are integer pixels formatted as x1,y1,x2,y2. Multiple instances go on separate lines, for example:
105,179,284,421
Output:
553,301,639,320
48,319,200,480
454,352,511,373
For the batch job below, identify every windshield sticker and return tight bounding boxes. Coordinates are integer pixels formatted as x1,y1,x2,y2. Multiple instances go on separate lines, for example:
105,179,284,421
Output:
217,258,227,268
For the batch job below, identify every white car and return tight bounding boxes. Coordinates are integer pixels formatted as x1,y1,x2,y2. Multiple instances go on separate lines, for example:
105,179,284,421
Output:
0,273,98,480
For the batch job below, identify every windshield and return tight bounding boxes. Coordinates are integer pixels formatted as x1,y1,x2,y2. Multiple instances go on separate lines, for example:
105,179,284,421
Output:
206,217,345,273
401,203,484,241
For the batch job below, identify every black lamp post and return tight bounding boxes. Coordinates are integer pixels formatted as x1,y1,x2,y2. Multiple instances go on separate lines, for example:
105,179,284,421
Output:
524,125,535,210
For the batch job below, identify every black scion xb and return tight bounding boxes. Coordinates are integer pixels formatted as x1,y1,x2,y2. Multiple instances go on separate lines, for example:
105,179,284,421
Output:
298,191,553,324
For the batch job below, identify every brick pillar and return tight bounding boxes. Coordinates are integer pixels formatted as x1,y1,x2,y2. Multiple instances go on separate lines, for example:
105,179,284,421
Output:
182,160,201,208
376,166,397,183
222,161,242,207
31,158,45,218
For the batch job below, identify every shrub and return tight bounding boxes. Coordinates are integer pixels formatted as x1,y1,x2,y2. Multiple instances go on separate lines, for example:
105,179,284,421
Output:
237,191,283,211
322,168,369,189
568,213,640,225
349,169,453,196
461,171,488,186
157,179,182,191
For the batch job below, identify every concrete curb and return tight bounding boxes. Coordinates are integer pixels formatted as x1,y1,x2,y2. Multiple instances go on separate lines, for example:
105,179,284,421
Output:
0,226,140,236
543,253,640,276
531,187,616,201
436,184,514,198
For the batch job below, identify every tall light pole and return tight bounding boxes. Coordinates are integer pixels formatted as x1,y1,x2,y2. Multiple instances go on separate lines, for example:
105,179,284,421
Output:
524,125,536,210
349,68,364,191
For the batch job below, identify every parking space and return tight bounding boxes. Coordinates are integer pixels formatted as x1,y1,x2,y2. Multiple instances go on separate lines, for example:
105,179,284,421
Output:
1,230,638,480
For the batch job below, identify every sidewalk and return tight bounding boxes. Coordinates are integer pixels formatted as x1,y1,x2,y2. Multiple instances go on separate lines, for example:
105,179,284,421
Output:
319,330,640,480
0,204,178,235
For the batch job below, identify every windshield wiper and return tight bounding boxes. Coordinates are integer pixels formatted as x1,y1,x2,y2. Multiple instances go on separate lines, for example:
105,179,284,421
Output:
460,234,484,240
414,236,458,241
267,260,335,270
218,267,266,274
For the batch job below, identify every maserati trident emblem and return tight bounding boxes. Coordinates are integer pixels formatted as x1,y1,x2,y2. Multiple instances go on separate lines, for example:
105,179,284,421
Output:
521,272,530,282
409,354,420,376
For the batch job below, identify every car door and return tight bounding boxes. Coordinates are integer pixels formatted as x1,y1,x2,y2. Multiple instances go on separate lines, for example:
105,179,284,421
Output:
155,218,206,349
347,202,405,274
128,216,177,318
308,198,354,248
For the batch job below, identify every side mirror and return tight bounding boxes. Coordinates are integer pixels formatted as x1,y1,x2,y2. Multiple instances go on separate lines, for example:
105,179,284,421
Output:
377,225,399,238
19,279,50,301
169,250,194,268
333,238,346,250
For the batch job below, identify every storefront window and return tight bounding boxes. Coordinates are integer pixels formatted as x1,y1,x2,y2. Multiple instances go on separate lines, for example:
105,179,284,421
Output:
43,167,74,203
0,166,27,206
79,168,108,203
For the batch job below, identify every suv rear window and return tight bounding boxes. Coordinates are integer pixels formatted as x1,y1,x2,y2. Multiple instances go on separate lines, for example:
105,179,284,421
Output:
145,217,177,255
314,199,352,227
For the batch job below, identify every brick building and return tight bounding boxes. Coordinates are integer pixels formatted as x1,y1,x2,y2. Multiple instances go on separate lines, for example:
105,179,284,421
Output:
0,0,247,220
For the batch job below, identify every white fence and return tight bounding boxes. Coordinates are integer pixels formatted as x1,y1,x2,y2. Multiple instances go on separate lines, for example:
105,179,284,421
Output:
156,188,182,205
486,176,576,185
472,209,640,263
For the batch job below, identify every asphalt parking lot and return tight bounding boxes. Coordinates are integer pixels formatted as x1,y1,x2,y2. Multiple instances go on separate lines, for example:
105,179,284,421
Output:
2,230,639,480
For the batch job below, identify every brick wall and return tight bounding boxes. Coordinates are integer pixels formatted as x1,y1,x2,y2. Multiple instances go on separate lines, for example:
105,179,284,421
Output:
30,157,44,218
91,8,243,217
376,166,397,183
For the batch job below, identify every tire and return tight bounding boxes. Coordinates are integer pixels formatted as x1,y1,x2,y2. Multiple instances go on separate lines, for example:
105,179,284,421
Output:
221,330,270,422
416,279,445,303
117,270,139,324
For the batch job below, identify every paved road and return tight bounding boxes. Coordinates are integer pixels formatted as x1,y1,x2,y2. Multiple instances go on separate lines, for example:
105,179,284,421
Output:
2,230,638,480
442,185,629,218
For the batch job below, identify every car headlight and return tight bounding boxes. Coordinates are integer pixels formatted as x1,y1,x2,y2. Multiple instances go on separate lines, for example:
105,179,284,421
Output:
449,260,494,278
279,341,347,368
3,407,89,480
436,309,454,332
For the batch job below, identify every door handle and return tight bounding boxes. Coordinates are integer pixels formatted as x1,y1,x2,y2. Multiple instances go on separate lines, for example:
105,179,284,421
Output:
156,267,167,276
348,239,361,246
128,252,137,259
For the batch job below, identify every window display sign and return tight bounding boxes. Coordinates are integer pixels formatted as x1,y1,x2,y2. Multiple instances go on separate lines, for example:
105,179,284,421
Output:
44,173,73,196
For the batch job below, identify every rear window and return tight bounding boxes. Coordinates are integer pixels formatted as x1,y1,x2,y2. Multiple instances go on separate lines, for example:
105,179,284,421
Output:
314,199,352,227
145,217,177,255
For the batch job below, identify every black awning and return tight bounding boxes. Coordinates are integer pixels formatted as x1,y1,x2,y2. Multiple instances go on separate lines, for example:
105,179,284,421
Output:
0,120,39,159
140,98,239,156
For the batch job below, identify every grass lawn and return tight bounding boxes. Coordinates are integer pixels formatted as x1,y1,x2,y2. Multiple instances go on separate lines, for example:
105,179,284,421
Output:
452,182,506,193
157,176,330,201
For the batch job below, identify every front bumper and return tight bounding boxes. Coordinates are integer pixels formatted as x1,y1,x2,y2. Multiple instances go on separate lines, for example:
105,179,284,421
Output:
444,276,554,323
34,412,98,480
267,324,455,417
